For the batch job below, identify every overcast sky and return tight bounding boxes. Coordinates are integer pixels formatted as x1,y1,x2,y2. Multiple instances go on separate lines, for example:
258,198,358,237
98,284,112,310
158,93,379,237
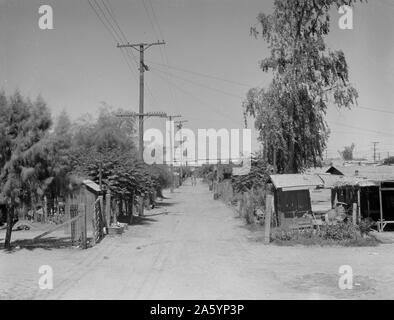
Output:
1,0,393,161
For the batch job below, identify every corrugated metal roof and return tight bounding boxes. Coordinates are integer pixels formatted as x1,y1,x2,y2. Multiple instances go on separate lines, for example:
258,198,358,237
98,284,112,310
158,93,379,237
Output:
82,179,101,193
305,166,331,174
326,165,394,181
316,173,371,188
269,174,324,190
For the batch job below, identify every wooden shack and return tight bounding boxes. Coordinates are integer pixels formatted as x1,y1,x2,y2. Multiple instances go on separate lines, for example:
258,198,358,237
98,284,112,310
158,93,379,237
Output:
268,174,324,227
66,179,104,234
321,166,394,231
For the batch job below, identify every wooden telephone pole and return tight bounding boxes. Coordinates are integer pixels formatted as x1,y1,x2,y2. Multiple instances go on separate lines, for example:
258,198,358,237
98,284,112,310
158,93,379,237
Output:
117,41,166,161
167,115,182,193
175,120,188,185
372,141,379,163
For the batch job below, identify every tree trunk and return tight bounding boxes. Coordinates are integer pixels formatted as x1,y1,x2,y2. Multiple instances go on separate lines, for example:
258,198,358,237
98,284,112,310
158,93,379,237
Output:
4,206,14,250
286,138,296,173
285,100,296,173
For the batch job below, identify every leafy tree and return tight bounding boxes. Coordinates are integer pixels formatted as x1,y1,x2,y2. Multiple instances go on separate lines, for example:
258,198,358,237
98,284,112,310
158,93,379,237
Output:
244,0,360,173
43,110,74,201
0,91,52,249
383,156,394,165
70,106,170,208
338,143,355,161
232,152,273,193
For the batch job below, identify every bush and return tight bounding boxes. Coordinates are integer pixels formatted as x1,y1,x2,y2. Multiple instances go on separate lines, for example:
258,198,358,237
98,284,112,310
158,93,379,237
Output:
358,218,375,236
237,188,267,225
320,222,360,241
270,222,379,247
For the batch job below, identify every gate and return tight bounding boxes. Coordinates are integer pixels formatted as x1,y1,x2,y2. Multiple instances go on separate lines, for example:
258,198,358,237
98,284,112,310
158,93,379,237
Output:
92,197,105,245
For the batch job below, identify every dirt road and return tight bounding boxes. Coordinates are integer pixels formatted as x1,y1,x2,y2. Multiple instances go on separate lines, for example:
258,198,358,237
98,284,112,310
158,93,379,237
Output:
2,179,394,300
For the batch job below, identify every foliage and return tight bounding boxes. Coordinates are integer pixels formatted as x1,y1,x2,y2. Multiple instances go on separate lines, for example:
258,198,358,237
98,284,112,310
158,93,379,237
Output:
237,188,267,225
69,108,171,203
245,0,360,173
358,218,375,236
383,156,394,165
320,222,359,240
271,221,379,246
196,164,215,180
0,91,52,249
0,94,172,248
338,143,355,161
231,152,272,193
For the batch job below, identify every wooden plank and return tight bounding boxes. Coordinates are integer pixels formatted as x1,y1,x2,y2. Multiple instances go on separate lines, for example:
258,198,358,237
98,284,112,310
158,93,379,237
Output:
264,194,273,244
79,203,87,249
105,191,111,227
379,183,384,232
352,203,357,225
64,196,71,235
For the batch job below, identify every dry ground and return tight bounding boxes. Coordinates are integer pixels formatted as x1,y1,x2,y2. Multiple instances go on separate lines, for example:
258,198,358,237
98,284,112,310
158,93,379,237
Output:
1,179,394,300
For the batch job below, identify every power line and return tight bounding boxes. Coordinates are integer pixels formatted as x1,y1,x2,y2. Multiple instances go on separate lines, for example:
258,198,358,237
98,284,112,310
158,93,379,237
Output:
139,0,180,113
330,121,394,137
152,67,245,99
93,0,124,43
89,0,159,106
145,60,255,88
356,105,394,116
151,69,243,125
88,0,120,44
101,0,128,43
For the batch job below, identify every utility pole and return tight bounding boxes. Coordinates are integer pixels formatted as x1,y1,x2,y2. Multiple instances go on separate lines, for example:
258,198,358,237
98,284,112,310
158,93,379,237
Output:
372,142,379,163
167,115,181,193
117,41,166,161
175,120,188,186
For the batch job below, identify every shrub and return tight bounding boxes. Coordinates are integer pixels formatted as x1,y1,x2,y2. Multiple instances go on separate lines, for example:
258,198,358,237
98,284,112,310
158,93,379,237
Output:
270,222,379,247
358,218,375,236
320,222,360,241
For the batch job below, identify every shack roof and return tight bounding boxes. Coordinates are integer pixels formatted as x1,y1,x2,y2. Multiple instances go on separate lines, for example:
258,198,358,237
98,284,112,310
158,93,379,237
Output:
82,179,101,193
317,173,378,188
325,165,394,181
268,174,324,191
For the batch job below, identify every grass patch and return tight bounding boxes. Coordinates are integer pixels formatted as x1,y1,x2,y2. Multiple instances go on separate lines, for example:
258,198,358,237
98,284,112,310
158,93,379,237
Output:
270,222,381,247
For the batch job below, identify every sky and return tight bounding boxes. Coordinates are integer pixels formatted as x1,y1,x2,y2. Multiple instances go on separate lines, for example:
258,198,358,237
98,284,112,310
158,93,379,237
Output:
0,0,393,162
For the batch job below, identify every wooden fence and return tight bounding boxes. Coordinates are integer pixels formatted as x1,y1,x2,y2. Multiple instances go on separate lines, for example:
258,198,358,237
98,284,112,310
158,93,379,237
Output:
32,195,106,249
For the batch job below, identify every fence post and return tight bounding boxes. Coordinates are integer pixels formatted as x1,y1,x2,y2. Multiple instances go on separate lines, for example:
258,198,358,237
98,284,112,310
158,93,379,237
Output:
352,203,357,225
64,196,71,235
264,193,274,244
91,202,96,247
79,203,87,249
43,196,48,223
105,191,111,227
357,189,361,224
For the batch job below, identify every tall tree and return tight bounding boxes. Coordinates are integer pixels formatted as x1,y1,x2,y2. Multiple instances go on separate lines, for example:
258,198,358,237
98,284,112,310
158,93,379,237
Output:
0,92,52,249
338,143,355,161
244,0,360,173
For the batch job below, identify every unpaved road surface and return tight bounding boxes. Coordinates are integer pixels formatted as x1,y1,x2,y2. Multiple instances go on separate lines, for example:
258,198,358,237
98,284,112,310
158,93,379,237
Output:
1,180,394,299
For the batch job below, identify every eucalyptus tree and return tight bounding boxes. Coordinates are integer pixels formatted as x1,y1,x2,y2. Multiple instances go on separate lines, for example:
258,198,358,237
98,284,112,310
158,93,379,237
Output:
244,0,360,173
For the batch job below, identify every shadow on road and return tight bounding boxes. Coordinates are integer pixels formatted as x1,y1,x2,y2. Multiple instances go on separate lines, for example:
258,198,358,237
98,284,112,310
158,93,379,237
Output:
131,216,158,226
1,236,78,252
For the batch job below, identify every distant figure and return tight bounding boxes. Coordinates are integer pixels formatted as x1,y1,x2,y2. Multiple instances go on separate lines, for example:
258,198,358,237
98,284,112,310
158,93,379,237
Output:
191,175,197,186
